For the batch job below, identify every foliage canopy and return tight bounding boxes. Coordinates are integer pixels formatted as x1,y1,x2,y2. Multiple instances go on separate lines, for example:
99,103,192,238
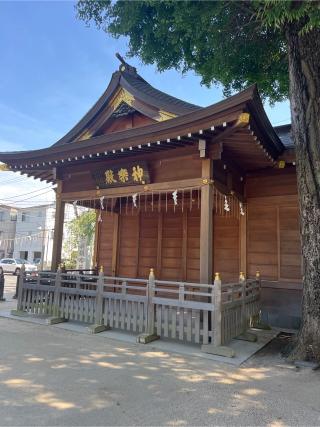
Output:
76,0,319,103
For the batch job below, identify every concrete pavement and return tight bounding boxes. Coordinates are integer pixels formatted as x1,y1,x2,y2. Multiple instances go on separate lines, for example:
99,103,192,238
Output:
1,275,320,426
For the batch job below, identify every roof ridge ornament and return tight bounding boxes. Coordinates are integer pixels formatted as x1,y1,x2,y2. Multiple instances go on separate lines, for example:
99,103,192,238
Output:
116,52,137,74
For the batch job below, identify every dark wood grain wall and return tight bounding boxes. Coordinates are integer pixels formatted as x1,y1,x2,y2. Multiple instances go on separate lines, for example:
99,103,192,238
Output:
246,167,302,287
95,165,301,287
96,206,241,283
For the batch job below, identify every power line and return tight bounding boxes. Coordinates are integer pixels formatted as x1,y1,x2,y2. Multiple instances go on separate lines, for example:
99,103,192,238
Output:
0,185,53,201
0,188,54,203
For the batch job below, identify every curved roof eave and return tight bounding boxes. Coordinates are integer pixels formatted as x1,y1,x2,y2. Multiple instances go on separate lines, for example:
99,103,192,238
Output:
0,84,284,164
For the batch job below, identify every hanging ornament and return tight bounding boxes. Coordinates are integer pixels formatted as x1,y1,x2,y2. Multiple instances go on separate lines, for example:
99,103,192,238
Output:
172,190,178,206
132,193,138,208
239,201,245,216
100,196,105,210
224,195,230,212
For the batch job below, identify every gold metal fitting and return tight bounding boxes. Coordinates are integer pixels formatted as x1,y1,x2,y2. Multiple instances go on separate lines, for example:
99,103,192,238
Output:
99,265,104,273
256,270,260,278
214,272,220,281
238,112,250,125
239,271,245,281
144,185,149,191
202,178,209,185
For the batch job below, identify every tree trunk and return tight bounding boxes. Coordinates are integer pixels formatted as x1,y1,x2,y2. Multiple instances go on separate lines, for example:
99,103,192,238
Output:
286,24,320,361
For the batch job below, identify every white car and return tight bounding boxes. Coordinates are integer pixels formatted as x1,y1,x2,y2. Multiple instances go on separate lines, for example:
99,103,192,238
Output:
0,258,38,275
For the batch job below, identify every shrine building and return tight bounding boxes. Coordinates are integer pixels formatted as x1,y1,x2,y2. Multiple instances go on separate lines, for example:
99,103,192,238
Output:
0,57,301,328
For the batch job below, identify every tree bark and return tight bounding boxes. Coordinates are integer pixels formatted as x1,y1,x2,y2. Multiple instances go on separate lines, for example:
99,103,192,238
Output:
286,24,320,361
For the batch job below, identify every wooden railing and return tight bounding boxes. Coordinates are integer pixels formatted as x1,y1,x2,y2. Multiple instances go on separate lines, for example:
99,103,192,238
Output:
15,266,261,347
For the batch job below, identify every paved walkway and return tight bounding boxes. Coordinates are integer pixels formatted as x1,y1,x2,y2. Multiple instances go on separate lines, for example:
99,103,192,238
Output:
1,275,320,426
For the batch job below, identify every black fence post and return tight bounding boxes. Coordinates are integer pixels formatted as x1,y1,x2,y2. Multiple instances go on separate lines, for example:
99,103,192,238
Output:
0,268,5,301
12,273,19,299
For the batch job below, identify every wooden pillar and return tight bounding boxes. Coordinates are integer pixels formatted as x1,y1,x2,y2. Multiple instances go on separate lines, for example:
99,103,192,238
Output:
51,181,65,271
200,159,213,284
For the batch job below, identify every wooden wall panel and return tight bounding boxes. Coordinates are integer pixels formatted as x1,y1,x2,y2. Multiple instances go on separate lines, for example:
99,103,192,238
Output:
151,156,201,182
246,170,302,286
97,213,115,275
186,208,200,282
214,215,239,282
279,206,302,281
161,214,183,280
117,213,140,277
247,206,278,280
246,168,298,198
138,212,158,278
62,154,202,193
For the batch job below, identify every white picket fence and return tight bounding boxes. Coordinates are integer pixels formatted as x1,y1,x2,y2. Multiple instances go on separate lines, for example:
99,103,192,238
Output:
16,267,261,346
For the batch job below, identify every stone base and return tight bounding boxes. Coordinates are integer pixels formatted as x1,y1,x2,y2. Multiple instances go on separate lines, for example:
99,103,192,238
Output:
235,332,258,342
11,309,28,317
87,324,110,334
136,333,160,344
252,322,271,330
201,344,235,358
46,317,68,325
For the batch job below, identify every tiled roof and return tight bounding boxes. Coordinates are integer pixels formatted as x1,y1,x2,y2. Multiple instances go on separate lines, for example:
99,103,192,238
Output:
274,124,293,148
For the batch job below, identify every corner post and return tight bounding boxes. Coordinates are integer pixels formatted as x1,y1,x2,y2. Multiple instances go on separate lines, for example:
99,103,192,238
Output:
200,159,213,285
213,272,222,346
136,268,159,344
47,265,67,325
240,272,246,333
88,266,108,333
201,273,235,358
251,270,271,330
11,265,28,317
236,272,258,342
51,180,65,271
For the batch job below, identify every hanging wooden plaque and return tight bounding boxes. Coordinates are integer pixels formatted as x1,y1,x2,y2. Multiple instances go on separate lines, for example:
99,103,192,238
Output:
92,161,150,189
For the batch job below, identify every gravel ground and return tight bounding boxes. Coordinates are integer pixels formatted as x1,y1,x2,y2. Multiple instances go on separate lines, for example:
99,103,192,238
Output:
1,275,320,426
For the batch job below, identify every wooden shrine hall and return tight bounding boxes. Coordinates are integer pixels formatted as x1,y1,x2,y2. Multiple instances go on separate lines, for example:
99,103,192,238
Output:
0,56,302,329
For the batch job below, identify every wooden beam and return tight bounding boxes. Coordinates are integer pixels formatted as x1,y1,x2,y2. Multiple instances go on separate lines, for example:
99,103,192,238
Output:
51,181,65,271
200,159,213,284
61,178,204,202
278,148,296,163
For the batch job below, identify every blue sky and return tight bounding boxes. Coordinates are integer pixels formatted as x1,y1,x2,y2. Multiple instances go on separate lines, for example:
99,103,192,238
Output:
0,1,291,206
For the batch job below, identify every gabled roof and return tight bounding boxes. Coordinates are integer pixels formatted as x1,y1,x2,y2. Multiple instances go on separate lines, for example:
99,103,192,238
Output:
53,56,201,146
0,83,286,184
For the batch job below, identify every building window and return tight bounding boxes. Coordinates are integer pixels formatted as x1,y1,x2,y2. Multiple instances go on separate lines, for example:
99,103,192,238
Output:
33,251,42,262
0,212,4,222
19,251,28,260
21,212,28,222
10,210,17,221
